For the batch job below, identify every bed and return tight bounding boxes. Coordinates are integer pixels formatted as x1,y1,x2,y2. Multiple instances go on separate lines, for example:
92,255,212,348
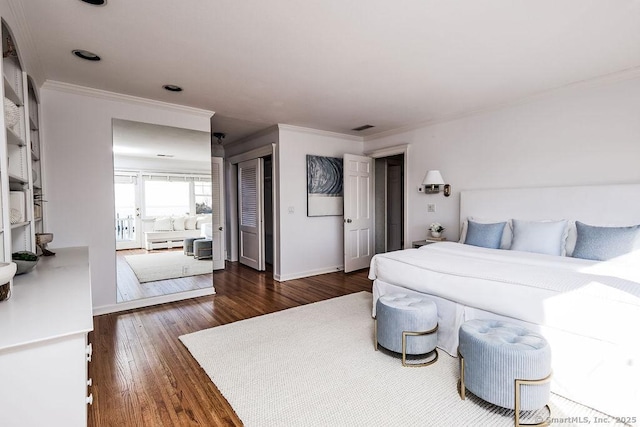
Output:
368,184,640,419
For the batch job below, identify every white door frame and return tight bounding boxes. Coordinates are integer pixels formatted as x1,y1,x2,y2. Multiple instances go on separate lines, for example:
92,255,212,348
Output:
365,144,410,249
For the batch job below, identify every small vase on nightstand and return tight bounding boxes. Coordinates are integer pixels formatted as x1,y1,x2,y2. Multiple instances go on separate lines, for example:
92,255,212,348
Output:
430,231,441,238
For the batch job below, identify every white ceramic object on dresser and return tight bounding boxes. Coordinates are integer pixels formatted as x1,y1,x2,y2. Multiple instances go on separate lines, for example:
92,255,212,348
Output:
0,247,93,427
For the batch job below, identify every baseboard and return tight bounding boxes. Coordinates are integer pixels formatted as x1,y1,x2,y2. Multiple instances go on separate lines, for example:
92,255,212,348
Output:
276,266,344,282
93,287,216,316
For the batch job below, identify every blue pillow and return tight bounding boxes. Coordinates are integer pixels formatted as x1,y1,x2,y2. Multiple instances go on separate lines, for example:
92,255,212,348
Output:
572,221,640,261
464,220,506,249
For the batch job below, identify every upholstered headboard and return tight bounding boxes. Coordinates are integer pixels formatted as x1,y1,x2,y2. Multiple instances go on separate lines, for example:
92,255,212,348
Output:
460,183,640,227
459,184,640,256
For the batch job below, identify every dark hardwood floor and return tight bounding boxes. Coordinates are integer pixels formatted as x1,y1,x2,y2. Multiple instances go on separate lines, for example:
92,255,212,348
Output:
89,262,372,426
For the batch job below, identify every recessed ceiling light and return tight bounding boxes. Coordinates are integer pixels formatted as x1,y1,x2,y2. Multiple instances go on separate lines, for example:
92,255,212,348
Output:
72,49,101,61
163,84,183,92
79,0,107,5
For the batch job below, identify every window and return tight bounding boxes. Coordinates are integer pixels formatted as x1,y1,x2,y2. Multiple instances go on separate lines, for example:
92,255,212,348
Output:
195,181,212,214
144,180,190,217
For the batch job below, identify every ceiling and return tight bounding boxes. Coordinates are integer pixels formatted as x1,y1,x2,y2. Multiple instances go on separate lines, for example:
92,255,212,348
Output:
112,119,210,169
17,0,640,143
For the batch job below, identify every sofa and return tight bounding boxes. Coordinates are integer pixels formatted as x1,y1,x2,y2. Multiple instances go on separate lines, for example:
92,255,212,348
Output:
144,215,211,250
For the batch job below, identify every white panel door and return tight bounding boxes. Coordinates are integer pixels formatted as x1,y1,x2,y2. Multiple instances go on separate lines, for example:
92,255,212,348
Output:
344,154,374,273
211,157,225,270
238,158,265,271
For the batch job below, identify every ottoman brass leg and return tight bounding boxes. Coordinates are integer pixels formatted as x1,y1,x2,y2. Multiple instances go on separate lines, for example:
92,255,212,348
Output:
374,318,378,351
514,373,552,427
401,324,439,367
457,350,466,400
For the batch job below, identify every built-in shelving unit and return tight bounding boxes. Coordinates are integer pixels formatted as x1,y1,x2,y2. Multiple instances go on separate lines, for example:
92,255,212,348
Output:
0,18,90,427
1,20,43,265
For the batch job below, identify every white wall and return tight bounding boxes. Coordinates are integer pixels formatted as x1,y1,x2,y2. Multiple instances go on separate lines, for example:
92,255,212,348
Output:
277,126,363,280
40,83,212,310
364,74,640,243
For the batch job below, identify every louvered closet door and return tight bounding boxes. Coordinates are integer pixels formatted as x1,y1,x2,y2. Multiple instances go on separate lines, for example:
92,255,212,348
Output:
238,158,265,271
211,157,225,270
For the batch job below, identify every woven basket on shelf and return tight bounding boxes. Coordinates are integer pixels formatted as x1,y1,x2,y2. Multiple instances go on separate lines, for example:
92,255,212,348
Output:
4,97,20,129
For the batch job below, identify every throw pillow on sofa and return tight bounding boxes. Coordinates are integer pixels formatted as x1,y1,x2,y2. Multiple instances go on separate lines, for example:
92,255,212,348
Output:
196,215,212,229
172,216,186,231
185,216,198,230
153,217,173,231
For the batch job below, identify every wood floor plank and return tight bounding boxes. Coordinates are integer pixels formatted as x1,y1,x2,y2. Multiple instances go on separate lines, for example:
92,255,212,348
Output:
89,262,371,426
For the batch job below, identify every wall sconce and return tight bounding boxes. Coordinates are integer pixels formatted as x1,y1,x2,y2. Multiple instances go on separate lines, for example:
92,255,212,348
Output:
422,170,451,197
212,132,225,158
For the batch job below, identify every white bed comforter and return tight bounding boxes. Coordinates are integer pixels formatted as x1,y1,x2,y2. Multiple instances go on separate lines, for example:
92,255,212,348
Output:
368,242,640,347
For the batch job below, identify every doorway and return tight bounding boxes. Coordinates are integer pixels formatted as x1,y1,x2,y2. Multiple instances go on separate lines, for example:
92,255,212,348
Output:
114,174,141,250
375,154,404,254
342,150,406,272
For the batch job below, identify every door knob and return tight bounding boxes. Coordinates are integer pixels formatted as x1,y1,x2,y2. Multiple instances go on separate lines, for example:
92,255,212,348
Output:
219,227,223,231
346,219,352,223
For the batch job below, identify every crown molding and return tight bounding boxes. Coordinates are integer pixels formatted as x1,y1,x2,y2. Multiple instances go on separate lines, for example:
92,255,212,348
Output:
365,66,640,142
41,80,215,117
277,124,363,142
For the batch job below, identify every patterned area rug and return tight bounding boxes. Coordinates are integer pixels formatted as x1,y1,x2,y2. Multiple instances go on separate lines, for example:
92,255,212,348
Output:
180,292,627,427
124,251,212,283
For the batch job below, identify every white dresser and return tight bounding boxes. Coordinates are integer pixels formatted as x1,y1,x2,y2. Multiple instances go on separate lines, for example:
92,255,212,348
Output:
0,247,93,427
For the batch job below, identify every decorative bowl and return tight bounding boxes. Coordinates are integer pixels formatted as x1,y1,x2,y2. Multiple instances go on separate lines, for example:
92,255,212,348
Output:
12,251,39,275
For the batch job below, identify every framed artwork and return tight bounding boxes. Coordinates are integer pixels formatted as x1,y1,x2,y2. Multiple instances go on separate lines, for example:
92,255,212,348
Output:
307,155,343,216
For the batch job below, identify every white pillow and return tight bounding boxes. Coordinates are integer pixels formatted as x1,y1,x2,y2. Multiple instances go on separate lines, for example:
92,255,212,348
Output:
184,216,198,230
460,217,512,249
153,217,173,231
172,216,186,231
510,219,569,256
196,215,211,229
565,220,577,256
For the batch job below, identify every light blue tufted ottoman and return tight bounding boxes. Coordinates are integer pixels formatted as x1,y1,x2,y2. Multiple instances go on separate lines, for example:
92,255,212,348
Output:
184,237,205,256
193,238,213,259
458,319,552,427
375,293,438,367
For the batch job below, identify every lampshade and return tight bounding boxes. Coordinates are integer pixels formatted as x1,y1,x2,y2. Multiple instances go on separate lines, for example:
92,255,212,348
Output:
422,170,445,186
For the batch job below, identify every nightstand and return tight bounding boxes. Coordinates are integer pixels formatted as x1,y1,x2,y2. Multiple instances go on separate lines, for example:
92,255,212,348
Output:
412,239,446,248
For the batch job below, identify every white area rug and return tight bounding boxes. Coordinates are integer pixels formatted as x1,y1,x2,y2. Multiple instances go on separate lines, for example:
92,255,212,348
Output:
180,292,625,427
124,251,212,283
